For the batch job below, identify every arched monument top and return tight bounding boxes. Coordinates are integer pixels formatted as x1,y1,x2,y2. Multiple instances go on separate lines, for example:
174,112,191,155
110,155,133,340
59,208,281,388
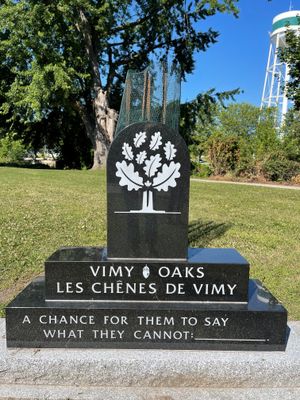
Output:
107,121,190,260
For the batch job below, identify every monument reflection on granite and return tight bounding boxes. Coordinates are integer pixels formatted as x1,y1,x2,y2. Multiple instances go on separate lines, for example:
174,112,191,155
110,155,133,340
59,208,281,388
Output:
6,66,288,350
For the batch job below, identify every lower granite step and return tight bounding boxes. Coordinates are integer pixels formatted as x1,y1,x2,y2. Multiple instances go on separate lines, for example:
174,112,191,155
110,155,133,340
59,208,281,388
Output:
6,278,287,350
0,386,299,400
0,320,300,394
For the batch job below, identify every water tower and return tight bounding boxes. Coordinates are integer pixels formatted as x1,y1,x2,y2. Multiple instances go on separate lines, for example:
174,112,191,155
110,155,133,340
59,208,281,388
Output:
261,10,300,127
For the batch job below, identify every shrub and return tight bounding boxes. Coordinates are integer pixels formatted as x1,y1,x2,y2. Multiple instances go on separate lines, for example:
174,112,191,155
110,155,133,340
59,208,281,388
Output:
260,155,300,181
207,133,240,175
193,163,212,178
291,174,300,185
234,138,256,177
0,136,27,163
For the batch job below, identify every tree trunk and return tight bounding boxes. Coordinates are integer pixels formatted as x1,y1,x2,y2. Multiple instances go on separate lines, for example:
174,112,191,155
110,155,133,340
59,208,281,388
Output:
76,96,117,170
76,9,118,169
141,190,154,212
92,129,110,169
91,89,118,169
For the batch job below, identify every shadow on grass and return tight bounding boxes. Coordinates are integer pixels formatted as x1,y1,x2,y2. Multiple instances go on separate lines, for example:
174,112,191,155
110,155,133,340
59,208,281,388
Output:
0,162,51,169
188,219,232,247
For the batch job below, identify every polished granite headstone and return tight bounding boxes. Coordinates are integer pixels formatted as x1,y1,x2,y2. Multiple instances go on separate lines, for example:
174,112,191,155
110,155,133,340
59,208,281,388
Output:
5,121,288,351
106,122,190,260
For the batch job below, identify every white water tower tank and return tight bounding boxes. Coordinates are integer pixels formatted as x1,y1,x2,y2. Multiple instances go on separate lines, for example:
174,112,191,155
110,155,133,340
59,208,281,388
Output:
261,11,300,127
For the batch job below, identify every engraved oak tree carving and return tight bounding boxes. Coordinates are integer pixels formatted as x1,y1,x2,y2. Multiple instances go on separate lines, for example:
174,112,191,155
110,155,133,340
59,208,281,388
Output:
115,131,181,213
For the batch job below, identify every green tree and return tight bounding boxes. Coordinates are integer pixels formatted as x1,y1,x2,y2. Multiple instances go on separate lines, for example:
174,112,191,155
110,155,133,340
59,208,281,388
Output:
254,107,279,159
216,103,261,174
180,88,239,170
202,103,261,176
279,28,300,110
282,109,300,162
217,102,260,139
201,103,280,177
0,135,27,163
21,107,93,169
0,0,238,168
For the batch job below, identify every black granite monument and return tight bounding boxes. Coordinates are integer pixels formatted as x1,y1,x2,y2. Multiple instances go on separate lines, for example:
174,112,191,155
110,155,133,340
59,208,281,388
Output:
6,67,288,351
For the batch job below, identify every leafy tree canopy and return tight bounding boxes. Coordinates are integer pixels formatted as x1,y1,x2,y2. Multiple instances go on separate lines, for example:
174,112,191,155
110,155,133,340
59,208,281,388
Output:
217,102,260,138
0,0,239,168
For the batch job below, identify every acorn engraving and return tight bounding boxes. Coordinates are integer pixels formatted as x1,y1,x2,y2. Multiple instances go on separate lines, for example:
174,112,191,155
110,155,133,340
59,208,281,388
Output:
143,265,150,279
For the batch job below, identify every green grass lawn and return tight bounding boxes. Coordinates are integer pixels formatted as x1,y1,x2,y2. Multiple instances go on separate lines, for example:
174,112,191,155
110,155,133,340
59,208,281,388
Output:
0,167,299,319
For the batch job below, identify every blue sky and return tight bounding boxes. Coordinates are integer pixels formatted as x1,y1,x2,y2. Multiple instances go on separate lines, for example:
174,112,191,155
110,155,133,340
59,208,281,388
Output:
181,0,300,105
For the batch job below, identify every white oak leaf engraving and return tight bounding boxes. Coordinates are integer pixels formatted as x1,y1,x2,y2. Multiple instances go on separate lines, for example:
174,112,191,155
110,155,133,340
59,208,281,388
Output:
152,162,181,191
133,131,147,148
143,154,162,177
149,131,162,150
164,141,177,161
122,143,134,161
136,150,147,165
116,161,143,191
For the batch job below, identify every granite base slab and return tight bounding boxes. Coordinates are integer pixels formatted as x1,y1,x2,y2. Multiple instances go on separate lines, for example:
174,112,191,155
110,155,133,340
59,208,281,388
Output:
6,278,287,350
0,320,299,393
